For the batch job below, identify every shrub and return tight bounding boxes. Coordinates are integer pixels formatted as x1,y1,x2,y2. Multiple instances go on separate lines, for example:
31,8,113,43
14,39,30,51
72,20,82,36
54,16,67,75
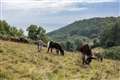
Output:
103,46,120,60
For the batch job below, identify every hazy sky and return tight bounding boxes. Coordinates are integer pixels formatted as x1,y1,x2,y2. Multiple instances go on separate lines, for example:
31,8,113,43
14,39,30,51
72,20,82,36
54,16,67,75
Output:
0,0,119,33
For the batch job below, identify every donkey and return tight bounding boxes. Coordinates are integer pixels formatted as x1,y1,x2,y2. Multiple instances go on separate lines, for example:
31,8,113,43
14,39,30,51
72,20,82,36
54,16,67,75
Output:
37,40,43,52
80,44,96,65
47,41,64,55
37,39,46,52
93,50,104,62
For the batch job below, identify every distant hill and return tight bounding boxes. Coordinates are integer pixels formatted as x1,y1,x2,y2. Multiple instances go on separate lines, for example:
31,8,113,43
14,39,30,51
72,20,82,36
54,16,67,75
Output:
48,17,120,42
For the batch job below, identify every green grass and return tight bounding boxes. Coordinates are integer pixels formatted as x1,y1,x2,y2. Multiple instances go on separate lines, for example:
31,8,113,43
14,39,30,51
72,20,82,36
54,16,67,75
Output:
0,40,120,80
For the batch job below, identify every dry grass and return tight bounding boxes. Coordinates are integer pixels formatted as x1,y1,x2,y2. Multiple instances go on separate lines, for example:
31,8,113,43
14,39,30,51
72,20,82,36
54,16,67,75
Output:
0,40,120,80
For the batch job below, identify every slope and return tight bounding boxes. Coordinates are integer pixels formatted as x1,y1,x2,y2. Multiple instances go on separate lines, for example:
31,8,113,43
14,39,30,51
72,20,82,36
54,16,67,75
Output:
0,40,120,80
48,17,120,42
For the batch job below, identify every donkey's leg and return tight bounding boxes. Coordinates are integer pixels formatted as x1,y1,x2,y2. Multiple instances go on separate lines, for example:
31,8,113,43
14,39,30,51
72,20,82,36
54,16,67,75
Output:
39,46,42,52
56,49,59,55
85,56,95,65
82,55,85,65
38,45,40,52
85,57,91,65
60,50,64,56
100,57,103,62
47,47,50,53
50,48,53,53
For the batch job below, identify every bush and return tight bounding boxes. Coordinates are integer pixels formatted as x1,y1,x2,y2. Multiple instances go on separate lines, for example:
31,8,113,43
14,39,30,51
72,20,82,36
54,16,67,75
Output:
103,46,120,60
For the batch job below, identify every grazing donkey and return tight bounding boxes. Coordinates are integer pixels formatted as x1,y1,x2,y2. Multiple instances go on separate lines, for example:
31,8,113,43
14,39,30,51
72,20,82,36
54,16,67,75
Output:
47,41,64,55
80,44,96,65
37,40,45,52
93,51,104,62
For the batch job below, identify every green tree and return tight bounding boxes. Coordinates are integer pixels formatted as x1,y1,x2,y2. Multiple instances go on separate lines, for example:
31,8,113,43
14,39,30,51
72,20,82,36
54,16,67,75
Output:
9,27,23,37
0,20,10,35
112,22,120,45
100,22,120,47
36,26,46,40
92,38,100,48
27,25,38,40
74,39,82,51
26,24,48,42
0,20,23,38
65,41,74,51
18,29,24,37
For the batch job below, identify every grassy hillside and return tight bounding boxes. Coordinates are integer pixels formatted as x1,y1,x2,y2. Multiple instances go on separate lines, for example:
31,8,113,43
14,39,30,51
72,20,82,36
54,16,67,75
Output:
48,17,120,42
0,40,120,80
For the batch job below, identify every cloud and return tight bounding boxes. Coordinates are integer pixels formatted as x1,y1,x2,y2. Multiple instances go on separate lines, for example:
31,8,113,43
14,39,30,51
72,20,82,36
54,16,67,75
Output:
1,0,117,10
33,0,117,3
1,1,72,11
1,0,118,32
1,1,85,16
1,0,118,21
1,0,118,15
67,7,88,11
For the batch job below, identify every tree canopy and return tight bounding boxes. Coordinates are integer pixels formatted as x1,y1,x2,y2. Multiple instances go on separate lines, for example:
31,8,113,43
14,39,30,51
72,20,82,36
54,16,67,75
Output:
0,20,24,37
26,24,48,43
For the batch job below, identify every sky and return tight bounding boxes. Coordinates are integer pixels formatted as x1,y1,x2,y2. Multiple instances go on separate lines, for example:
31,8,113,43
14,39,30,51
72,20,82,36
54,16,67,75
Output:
0,0,119,33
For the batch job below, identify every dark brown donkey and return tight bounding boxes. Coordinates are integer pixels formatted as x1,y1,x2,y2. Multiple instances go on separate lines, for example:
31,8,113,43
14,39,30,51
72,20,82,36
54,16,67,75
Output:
80,44,96,65
47,41,64,55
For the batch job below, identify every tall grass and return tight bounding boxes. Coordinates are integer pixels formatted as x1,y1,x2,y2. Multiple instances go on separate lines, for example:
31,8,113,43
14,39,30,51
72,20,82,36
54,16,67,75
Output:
0,40,120,80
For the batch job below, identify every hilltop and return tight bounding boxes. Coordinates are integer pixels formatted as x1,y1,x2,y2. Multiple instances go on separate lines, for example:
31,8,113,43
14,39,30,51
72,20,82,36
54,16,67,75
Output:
48,17,120,42
0,40,120,80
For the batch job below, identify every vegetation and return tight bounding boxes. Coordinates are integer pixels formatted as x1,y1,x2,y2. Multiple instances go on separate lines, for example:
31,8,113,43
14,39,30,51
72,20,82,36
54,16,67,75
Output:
27,24,48,43
100,22,120,47
0,40,120,80
48,17,120,41
104,46,120,60
0,20,24,38
0,20,49,43
0,16,120,80
48,17,120,51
